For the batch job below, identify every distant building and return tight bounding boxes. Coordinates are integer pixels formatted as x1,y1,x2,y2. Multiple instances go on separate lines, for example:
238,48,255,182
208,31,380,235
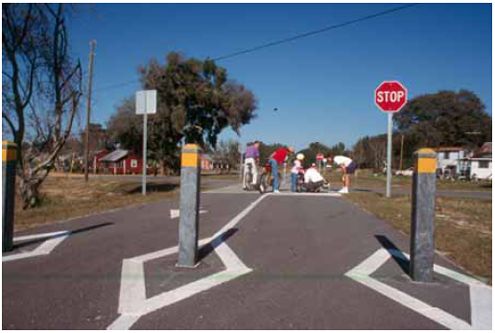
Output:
200,154,213,171
99,149,148,175
468,142,492,180
434,147,467,176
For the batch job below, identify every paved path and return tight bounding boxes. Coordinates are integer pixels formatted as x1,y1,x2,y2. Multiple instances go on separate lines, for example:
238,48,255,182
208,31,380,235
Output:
3,184,491,329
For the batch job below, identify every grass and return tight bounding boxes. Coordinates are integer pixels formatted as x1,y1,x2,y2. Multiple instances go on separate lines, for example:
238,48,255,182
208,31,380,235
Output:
319,168,492,192
13,173,227,232
346,191,492,284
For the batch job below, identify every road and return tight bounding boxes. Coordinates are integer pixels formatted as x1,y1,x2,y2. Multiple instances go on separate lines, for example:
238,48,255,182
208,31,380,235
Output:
2,183,491,329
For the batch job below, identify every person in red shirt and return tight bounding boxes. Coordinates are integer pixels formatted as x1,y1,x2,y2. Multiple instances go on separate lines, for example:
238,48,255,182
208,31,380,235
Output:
269,146,294,192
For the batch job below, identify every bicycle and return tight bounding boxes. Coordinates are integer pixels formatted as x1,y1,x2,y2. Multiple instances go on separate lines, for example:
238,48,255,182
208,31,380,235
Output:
243,161,258,191
258,160,282,193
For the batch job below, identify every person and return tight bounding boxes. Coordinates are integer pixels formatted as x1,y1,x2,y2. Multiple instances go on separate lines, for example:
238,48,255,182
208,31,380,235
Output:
304,163,325,192
269,146,295,193
243,141,260,189
291,153,305,192
329,155,357,193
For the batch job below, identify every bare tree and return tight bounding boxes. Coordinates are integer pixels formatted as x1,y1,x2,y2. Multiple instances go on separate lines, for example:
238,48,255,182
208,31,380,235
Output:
3,4,83,208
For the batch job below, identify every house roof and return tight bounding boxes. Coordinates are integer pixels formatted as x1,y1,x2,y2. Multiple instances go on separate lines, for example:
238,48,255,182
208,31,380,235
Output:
100,149,128,162
434,147,465,152
480,142,492,154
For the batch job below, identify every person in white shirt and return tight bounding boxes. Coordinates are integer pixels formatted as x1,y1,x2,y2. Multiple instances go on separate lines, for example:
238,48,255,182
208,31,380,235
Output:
329,155,357,193
291,153,305,192
304,163,325,192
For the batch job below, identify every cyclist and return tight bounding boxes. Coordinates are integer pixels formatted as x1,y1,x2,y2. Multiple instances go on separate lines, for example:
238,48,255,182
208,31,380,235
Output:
243,140,260,189
269,146,295,193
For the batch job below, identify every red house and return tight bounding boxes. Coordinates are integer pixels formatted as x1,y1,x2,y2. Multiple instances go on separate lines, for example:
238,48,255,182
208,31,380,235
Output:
99,149,149,175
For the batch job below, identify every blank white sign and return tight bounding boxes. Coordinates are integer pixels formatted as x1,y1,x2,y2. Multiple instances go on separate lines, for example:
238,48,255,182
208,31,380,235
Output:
136,90,157,115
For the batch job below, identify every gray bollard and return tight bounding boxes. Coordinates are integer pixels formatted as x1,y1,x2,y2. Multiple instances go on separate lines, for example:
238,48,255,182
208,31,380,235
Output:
410,148,437,282
3,141,17,252
177,144,201,267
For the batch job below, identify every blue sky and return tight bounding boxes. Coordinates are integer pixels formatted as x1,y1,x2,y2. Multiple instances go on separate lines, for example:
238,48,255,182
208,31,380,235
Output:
68,3,492,151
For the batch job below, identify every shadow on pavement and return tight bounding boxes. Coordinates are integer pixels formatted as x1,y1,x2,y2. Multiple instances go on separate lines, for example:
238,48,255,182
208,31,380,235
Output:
198,228,238,261
375,235,410,275
125,183,178,194
14,222,114,250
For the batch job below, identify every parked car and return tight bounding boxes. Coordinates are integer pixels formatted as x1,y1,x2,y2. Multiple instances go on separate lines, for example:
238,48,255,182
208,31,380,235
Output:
395,167,414,176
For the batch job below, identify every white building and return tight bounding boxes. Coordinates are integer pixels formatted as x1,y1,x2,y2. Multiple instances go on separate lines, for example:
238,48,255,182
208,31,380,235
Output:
434,147,467,176
469,158,492,180
468,142,492,180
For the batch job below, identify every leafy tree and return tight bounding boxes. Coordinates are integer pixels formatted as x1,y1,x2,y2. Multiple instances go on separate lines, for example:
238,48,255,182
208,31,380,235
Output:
394,90,491,149
3,4,83,208
211,139,241,170
107,52,257,173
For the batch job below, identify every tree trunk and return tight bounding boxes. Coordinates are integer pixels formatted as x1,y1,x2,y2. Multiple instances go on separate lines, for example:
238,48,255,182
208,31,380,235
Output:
19,169,49,209
160,160,166,176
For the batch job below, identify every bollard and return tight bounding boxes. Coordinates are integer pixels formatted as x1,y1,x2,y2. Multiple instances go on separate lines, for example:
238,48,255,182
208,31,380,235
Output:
3,141,17,252
409,148,437,282
177,144,201,267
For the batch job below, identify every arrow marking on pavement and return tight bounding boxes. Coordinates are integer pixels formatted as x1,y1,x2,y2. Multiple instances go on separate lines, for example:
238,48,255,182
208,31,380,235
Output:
3,231,70,262
169,209,208,219
345,248,491,330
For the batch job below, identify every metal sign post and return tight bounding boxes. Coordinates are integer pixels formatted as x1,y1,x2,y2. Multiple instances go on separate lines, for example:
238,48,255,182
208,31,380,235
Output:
386,113,393,197
136,90,157,195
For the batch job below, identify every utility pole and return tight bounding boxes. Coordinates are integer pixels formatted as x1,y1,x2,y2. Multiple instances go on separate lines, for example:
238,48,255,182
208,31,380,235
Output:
399,134,404,171
84,40,96,182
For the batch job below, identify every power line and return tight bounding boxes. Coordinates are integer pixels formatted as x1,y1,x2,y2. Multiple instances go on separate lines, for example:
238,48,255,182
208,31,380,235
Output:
95,4,419,92
212,4,419,61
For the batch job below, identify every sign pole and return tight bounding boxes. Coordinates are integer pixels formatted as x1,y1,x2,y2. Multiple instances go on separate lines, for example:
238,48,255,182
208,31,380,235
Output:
136,89,156,196
386,113,393,198
142,99,147,195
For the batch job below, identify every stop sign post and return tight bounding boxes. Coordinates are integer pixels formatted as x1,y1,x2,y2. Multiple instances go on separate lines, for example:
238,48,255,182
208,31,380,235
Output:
374,81,408,198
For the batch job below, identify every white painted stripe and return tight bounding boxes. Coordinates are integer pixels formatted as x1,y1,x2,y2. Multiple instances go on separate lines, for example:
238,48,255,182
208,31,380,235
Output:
13,230,70,241
170,209,208,219
130,238,212,263
357,275,471,329
469,285,492,329
213,241,250,272
107,314,141,330
139,263,252,316
34,235,69,255
118,260,146,314
3,232,70,262
346,248,492,330
345,249,391,277
212,194,268,239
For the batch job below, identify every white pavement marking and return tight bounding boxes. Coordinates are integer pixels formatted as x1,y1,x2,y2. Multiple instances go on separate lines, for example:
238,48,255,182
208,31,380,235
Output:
345,248,492,330
3,231,70,262
107,195,269,330
169,209,208,219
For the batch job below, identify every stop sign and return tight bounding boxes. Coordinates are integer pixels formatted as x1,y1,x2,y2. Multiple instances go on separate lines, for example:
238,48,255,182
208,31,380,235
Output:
374,81,408,113
316,153,324,161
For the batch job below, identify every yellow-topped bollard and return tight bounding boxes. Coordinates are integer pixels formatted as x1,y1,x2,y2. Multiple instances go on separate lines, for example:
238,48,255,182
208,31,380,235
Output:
3,141,17,252
177,144,201,267
410,148,437,282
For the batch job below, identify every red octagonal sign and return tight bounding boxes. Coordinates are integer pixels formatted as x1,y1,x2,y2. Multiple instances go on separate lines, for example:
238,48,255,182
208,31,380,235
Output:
374,81,408,113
